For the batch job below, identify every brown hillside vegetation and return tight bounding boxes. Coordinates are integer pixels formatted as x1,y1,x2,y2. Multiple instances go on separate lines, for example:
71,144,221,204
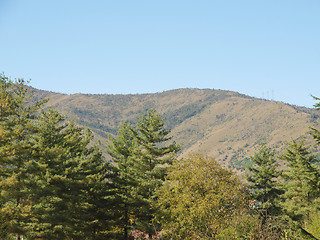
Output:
32,88,320,172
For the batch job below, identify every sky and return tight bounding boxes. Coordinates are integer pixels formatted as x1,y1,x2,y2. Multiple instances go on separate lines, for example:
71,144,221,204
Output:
0,0,319,108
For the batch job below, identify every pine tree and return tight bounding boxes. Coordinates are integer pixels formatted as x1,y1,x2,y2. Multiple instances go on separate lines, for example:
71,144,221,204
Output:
75,129,116,240
106,122,138,240
107,110,180,237
312,96,320,111
29,109,115,239
280,140,320,221
28,109,79,239
131,109,180,235
310,96,320,145
246,144,282,217
0,75,43,240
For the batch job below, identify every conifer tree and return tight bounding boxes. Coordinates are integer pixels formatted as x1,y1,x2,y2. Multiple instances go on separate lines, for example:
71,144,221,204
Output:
131,110,180,235
107,110,180,237
246,144,282,217
0,75,43,240
72,129,115,240
310,96,320,145
312,96,320,110
28,109,72,239
29,109,114,239
106,122,138,240
280,141,320,221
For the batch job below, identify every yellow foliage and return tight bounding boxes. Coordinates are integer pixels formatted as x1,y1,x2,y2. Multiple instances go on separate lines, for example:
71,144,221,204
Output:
156,153,247,239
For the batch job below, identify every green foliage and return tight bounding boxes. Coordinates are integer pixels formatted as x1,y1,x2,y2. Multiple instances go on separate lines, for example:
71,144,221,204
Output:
163,101,208,128
216,214,286,240
313,96,320,111
156,154,247,239
280,141,320,221
246,144,283,216
106,122,138,239
0,76,115,239
32,87,320,169
230,156,253,171
28,109,72,239
2,76,320,239
0,75,44,239
310,96,320,148
132,110,180,234
107,109,180,238
28,109,115,239
304,210,320,239
310,125,320,146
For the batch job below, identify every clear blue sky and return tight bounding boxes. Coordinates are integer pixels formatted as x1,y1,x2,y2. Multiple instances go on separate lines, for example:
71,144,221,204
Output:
1,0,319,107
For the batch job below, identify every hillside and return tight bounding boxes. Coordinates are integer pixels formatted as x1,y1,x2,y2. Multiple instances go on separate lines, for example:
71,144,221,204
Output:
32,88,320,172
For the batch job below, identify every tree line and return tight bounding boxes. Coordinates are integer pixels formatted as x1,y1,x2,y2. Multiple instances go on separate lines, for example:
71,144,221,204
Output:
0,75,181,240
1,74,320,239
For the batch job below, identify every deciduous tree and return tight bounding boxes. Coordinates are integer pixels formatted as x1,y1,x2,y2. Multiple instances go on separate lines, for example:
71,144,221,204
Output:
156,154,246,239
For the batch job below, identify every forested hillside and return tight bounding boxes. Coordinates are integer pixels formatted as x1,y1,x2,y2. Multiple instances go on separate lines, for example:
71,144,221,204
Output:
2,76,320,239
32,87,320,171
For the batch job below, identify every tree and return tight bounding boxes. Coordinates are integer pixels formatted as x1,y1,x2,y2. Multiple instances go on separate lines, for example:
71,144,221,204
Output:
301,95,320,238
310,96,320,145
29,109,115,239
71,128,115,240
279,140,320,240
156,154,247,239
106,122,138,240
27,109,71,239
246,144,283,217
312,96,320,111
0,75,44,240
131,110,180,235
107,110,180,238
280,141,320,220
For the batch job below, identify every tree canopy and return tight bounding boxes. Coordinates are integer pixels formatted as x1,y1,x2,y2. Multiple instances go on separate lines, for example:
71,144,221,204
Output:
106,110,180,238
156,154,247,239
246,143,283,217
1,73,320,240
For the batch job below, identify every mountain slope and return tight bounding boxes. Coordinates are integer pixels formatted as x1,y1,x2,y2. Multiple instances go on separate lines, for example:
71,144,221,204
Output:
32,88,320,172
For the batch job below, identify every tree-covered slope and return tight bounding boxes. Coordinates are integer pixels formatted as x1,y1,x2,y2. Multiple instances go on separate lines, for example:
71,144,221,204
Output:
32,88,320,171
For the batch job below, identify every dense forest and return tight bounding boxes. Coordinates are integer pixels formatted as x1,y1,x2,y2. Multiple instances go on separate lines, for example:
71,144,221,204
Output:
1,74,320,239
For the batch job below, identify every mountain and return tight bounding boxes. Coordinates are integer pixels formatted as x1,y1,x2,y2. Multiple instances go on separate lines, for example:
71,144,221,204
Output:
32,88,320,173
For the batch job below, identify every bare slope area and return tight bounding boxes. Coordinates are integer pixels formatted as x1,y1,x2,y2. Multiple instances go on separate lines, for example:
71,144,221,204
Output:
33,88,320,171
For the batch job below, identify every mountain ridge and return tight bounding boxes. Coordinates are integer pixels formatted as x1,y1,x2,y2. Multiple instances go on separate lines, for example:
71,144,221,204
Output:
31,87,320,172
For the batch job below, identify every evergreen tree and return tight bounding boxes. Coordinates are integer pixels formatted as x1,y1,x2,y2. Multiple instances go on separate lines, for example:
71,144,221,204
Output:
73,129,115,240
310,96,320,145
131,110,180,235
246,144,283,217
28,109,80,239
107,110,180,237
280,141,320,221
312,96,320,110
29,109,114,239
106,122,138,240
0,76,43,240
